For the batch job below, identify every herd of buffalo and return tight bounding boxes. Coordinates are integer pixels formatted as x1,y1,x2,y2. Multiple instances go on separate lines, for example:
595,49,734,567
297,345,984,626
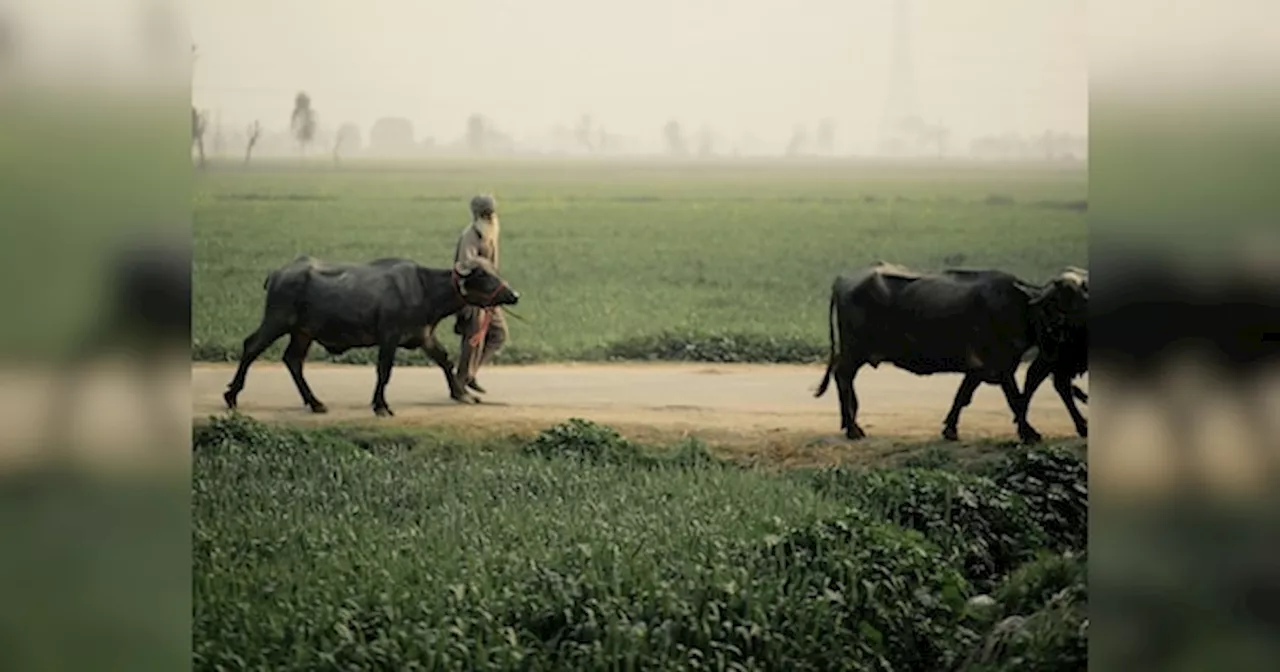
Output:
813,262,1088,444
221,254,1087,444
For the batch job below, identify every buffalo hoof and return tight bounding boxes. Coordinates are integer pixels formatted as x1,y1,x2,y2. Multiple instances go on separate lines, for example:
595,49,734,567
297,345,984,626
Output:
374,405,394,418
466,379,487,394
223,390,237,410
845,425,866,441
942,426,959,442
309,401,328,414
1075,421,1088,438
451,392,480,405
1018,427,1043,445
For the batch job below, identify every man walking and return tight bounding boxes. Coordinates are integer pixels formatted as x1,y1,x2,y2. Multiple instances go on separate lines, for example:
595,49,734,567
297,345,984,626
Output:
454,194,507,393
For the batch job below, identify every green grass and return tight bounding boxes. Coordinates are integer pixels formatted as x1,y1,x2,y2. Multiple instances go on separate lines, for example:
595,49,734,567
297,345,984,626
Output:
193,415,1087,670
193,159,1087,364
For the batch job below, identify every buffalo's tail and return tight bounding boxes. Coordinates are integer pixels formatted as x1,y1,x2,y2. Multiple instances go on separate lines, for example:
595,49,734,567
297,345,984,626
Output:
258,263,308,327
814,290,838,398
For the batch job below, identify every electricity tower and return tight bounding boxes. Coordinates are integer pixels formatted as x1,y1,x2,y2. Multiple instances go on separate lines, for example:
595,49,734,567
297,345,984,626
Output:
878,0,921,156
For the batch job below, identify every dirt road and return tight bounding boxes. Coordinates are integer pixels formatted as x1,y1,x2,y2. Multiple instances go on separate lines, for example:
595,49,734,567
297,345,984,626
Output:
193,361,1086,446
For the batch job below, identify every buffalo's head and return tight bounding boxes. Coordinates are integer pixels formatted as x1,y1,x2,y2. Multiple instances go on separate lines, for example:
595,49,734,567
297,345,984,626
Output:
1028,267,1088,350
1032,267,1088,310
454,258,520,307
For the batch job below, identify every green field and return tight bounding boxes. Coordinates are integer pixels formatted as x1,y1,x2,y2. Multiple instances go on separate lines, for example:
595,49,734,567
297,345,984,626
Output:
193,159,1087,364
194,159,1091,668
193,415,1087,670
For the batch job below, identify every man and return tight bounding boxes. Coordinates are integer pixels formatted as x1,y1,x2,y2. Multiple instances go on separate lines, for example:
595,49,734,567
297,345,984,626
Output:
453,193,507,393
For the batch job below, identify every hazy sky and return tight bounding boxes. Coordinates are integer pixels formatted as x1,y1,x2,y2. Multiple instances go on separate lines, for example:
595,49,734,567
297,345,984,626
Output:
189,0,1085,151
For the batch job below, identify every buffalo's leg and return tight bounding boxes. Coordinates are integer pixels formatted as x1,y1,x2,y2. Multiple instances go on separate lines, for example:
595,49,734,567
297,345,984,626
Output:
422,334,478,405
835,359,866,440
1052,373,1088,437
999,374,1041,444
282,333,326,413
942,373,983,441
371,339,397,417
224,322,289,410
1024,352,1089,438
1021,356,1054,410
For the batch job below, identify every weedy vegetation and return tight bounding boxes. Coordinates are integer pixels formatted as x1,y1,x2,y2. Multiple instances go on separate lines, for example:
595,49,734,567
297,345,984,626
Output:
193,415,1087,670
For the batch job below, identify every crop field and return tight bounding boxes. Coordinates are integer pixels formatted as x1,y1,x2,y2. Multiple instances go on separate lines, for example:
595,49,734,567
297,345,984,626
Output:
193,415,1087,671
192,159,1089,670
193,159,1087,365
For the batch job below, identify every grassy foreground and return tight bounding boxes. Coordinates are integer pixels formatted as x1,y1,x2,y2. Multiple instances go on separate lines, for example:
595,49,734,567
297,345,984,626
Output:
193,160,1087,365
193,415,1087,670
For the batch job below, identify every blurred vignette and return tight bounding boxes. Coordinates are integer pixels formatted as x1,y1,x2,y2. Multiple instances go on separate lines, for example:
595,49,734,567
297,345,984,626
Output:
1092,1,1280,670
0,1,190,671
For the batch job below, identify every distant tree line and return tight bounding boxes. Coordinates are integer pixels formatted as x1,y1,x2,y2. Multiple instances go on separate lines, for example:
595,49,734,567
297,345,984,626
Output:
188,88,1083,165
968,130,1087,161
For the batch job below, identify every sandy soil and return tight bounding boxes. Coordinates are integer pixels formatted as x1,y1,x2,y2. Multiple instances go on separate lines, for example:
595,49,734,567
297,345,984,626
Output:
22,357,1280,496
193,360,1085,448
0,359,1088,469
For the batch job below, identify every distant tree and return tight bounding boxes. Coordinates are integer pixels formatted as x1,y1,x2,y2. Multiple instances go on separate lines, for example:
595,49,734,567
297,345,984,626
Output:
663,119,686,156
786,124,809,157
923,121,949,159
463,114,516,154
369,117,414,155
290,91,318,155
467,113,487,153
1037,129,1072,161
575,115,594,152
333,122,361,164
243,120,262,166
816,118,836,154
191,106,207,168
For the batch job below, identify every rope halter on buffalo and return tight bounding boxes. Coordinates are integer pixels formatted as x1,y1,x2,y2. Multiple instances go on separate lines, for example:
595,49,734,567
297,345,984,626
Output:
451,267,508,348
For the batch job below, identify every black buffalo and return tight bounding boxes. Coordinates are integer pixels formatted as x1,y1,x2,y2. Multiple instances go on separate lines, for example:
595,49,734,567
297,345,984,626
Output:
1020,267,1089,438
813,262,1087,444
941,266,1090,441
223,255,519,417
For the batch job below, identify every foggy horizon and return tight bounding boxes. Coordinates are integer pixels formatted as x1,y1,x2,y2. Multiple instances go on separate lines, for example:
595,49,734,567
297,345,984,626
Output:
188,0,1086,158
